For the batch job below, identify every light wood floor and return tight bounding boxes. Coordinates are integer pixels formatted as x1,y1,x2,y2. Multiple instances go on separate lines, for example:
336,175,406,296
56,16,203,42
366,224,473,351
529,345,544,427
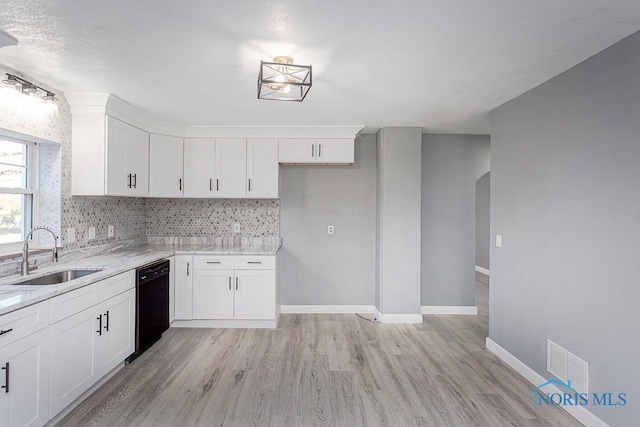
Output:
59,273,581,426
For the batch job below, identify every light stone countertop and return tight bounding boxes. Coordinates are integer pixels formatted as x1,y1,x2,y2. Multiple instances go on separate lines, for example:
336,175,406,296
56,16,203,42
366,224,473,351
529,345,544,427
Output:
0,243,280,316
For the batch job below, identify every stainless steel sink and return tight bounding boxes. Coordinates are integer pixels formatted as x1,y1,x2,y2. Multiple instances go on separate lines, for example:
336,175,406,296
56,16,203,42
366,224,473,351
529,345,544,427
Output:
15,269,103,286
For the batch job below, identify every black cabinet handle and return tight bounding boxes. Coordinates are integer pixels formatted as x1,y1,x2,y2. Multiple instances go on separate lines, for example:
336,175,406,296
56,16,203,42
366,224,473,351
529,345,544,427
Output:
97,315,102,336
0,328,13,337
235,276,238,291
104,310,110,332
179,178,182,191
248,178,251,192
1,362,8,393
319,143,322,157
312,144,315,157
229,276,231,291
247,261,262,264
186,262,190,276
209,179,212,191
206,261,221,264
127,174,132,188
132,174,137,188
216,179,219,191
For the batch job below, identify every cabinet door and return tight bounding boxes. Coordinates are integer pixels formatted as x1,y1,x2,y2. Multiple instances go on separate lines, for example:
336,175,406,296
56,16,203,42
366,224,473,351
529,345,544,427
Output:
98,289,135,376
0,328,50,427
126,125,149,197
214,139,247,198
316,138,354,163
149,134,184,197
174,256,193,320
105,116,130,196
247,139,279,198
184,139,216,198
234,270,276,320
278,138,316,163
192,270,234,319
168,256,175,323
50,308,100,417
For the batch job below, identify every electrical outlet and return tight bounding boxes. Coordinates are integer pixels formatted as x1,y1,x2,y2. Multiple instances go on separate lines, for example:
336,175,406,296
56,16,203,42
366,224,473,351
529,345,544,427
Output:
108,225,114,238
88,226,96,240
233,223,241,233
328,225,335,235
67,228,75,243
496,234,502,247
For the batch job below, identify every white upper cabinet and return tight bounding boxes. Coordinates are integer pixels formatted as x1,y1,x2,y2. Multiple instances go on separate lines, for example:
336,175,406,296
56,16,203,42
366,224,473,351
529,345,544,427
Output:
184,139,216,198
278,138,354,164
315,138,355,164
149,134,184,197
214,139,247,198
247,139,279,199
72,115,150,196
278,138,316,163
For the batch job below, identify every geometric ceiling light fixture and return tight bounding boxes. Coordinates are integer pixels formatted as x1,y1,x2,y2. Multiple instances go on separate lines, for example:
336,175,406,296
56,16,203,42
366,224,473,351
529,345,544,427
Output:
2,73,58,102
257,56,312,101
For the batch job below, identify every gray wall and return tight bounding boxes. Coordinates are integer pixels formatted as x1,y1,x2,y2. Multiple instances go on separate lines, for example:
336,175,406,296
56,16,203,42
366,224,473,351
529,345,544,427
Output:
475,172,490,270
279,135,376,305
421,135,490,307
490,32,640,425
376,127,422,314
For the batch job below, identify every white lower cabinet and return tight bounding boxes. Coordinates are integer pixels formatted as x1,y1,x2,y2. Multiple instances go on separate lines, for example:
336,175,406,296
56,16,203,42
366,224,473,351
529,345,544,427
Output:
235,270,276,320
49,305,100,416
0,328,50,427
193,269,234,319
173,255,278,325
49,273,135,418
174,255,193,320
187,256,277,321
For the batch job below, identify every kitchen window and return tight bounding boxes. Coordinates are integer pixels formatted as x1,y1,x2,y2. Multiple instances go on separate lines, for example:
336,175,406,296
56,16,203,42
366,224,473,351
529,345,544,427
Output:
0,137,38,251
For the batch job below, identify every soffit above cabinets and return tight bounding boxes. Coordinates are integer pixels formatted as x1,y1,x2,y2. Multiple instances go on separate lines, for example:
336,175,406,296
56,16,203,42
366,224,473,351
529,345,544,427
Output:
65,92,364,139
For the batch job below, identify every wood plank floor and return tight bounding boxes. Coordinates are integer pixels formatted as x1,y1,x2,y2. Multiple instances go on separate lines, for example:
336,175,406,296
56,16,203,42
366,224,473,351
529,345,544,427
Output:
59,273,581,426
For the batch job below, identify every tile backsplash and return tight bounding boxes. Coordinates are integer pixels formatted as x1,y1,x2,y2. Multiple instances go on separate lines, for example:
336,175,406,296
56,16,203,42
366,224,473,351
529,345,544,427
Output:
145,198,279,239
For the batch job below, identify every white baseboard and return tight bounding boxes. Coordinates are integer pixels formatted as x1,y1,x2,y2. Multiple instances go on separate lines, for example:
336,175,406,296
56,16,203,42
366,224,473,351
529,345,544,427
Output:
280,305,375,314
475,265,490,276
421,306,478,315
171,319,277,328
377,313,423,324
486,338,609,427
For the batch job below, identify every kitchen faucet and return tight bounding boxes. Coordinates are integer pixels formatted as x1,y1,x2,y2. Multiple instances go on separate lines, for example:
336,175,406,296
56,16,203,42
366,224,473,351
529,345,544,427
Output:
21,226,59,276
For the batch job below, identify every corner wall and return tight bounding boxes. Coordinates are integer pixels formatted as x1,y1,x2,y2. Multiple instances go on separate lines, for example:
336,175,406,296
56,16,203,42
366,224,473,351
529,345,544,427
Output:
421,135,489,307
490,31,640,425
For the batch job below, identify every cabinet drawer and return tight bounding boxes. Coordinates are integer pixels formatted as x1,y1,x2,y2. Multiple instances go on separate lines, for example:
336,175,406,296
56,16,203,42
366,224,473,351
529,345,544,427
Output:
97,271,135,302
235,256,276,270
50,282,100,324
194,256,235,270
0,300,50,348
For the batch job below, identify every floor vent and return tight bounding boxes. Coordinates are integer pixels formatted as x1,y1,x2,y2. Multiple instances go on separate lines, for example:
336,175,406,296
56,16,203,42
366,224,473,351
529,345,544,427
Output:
547,339,589,394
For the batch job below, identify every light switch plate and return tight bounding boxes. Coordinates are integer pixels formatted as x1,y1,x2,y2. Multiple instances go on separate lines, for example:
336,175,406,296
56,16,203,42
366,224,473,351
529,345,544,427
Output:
67,228,75,243
108,225,114,238
88,226,96,240
233,223,241,233
496,234,502,247
328,225,335,235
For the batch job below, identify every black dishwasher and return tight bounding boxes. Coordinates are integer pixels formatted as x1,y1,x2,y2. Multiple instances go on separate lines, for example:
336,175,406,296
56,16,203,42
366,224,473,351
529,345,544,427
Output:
126,260,170,364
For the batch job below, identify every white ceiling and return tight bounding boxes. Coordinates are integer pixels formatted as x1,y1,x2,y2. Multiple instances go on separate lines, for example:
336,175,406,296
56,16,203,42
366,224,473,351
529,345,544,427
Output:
1,1,640,134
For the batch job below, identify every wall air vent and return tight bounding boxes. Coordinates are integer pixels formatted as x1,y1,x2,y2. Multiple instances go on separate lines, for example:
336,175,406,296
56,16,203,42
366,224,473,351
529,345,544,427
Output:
547,339,589,394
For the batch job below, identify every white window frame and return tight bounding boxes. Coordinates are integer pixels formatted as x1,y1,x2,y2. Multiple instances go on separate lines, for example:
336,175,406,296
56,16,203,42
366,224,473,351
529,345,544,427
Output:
0,137,39,254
